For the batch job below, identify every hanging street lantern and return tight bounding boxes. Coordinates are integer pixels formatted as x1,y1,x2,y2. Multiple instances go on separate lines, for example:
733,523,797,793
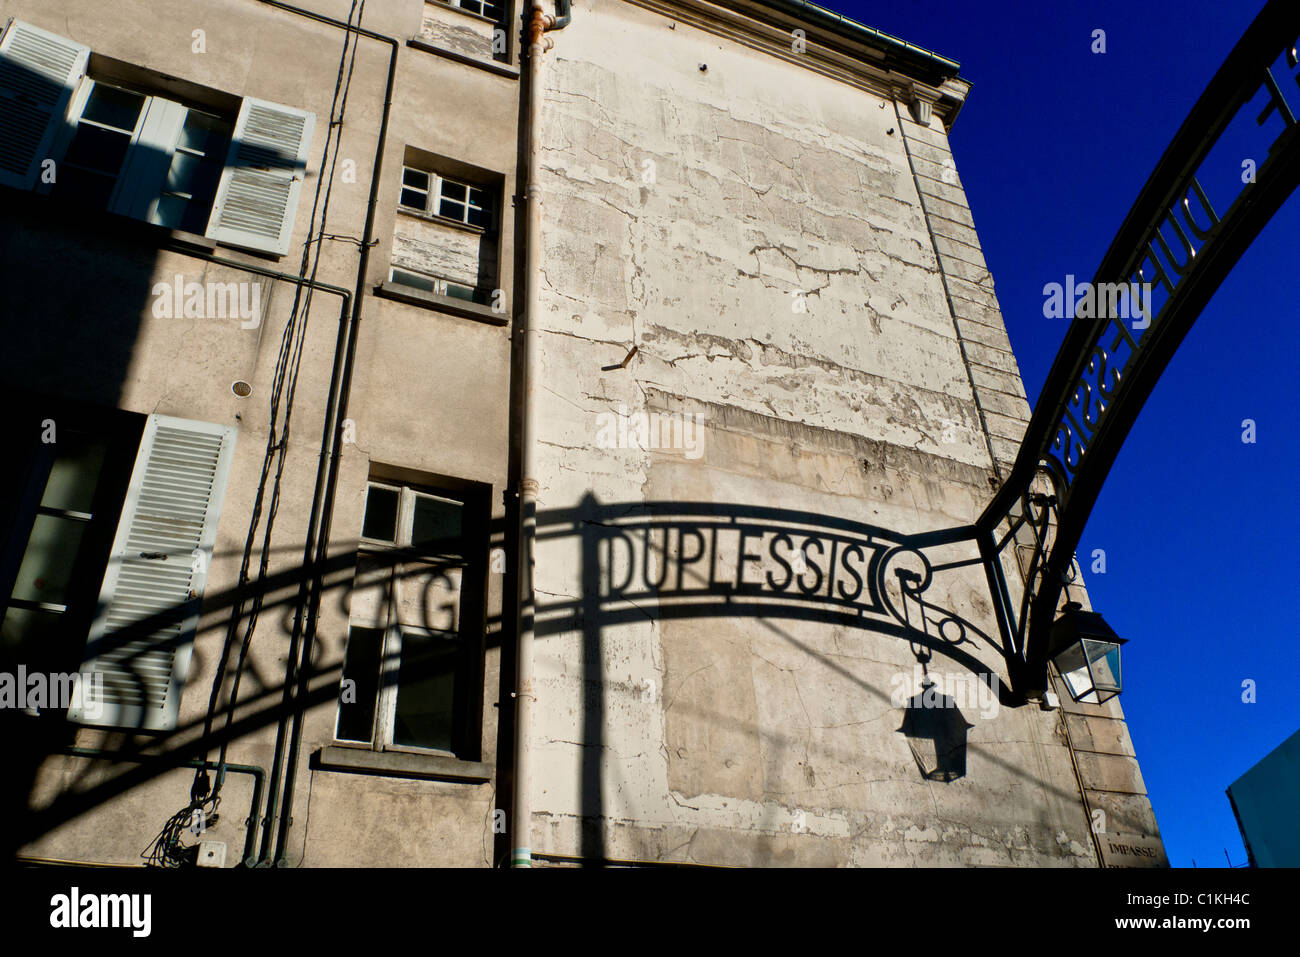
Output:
1049,602,1127,704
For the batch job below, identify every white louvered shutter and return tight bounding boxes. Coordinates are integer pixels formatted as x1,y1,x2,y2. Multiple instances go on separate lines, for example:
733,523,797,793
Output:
71,416,238,731
0,19,89,190
205,97,315,256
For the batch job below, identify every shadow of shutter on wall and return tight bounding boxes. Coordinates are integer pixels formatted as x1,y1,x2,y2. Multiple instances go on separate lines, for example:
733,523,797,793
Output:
71,416,237,731
0,19,89,190
206,97,315,256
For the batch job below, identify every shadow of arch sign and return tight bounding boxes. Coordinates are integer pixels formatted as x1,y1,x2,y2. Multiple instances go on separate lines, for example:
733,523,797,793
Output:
974,0,1300,699
519,3,1300,711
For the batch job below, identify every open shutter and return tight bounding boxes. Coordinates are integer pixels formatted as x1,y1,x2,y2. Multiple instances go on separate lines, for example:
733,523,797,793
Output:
205,97,314,256
0,19,89,190
115,96,188,222
71,416,237,731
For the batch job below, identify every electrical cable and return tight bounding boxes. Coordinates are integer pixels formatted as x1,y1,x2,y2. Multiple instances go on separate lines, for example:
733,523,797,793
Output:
213,0,366,796
145,0,366,864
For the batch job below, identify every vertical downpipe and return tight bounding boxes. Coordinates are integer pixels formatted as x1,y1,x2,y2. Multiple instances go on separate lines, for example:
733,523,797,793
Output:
512,0,554,870
513,0,572,872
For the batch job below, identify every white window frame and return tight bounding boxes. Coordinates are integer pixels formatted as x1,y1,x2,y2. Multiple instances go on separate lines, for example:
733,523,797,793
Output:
369,621,462,758
44,77,232,231
50,81,149,213
398,166,431,211
388,265,477,302
339,483,467,756
397,165,489,228
360,481,466,552
449,0,503,21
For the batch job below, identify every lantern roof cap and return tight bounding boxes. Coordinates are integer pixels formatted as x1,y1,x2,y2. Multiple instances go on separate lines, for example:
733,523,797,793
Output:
1049,602,1126,656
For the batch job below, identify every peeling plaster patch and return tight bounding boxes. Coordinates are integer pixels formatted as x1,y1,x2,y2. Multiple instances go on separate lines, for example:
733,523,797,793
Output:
419,3,496,60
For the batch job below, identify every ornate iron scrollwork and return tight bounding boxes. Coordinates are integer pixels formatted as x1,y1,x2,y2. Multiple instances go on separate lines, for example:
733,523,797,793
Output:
980,0,1300,697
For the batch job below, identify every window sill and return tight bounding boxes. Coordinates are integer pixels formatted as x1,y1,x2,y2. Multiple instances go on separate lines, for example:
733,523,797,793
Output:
151,218,282,261
406,37,520,80
375,280,508,326
396,205,490,237
314,744,492,783
166,228,219,254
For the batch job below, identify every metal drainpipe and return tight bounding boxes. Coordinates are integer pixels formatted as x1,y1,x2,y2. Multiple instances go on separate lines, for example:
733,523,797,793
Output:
152,243,352,863
237,0,398,867
266,14,398,871
512,0,570,869
156,242,354,868
10,0,371,872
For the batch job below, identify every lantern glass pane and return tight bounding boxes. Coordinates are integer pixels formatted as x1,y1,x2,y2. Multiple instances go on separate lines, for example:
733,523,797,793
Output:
1082,637,1122,695
1054,641,1096,702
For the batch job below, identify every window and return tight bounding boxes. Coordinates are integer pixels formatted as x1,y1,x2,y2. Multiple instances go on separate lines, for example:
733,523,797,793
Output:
52,79,233,234
399,166,489,228
155,107,231,232
390,157,500,306
389,266,477,302
450,0,504,21
0,19,316,256
0,418,136,691
336,480,488,759
0,405,237,730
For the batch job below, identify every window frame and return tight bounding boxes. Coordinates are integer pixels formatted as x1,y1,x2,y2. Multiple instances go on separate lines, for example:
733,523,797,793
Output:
0,404,143,699
448,0,504,23
387,265,478,303
42,75,235,234
50,81,149,212
338,480,488,761
397,165,490,230
373,623,464,759
148,106,232,231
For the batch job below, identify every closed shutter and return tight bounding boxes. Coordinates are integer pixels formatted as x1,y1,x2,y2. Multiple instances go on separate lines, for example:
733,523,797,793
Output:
71,416,237,731
0,19,89,190
205,97,315,256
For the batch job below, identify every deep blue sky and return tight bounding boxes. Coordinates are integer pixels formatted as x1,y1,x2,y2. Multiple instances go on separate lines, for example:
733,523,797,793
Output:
822,0,1299,866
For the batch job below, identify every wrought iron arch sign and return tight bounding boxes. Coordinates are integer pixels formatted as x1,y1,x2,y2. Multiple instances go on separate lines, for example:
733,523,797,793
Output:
980,0,1300,698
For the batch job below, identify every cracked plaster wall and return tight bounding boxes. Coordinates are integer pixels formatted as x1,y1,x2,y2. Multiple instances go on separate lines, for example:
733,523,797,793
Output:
6,0,510,869
525,0,1106,866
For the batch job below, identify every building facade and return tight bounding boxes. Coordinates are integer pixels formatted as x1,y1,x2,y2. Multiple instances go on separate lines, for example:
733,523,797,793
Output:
1,0,1164,867
1227,728,1300,867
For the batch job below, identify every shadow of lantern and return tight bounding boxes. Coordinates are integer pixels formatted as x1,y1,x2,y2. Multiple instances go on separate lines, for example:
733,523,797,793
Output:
898,680,975,782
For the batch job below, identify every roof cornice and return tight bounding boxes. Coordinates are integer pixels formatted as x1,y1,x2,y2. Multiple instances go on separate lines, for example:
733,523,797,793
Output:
622,0,971,127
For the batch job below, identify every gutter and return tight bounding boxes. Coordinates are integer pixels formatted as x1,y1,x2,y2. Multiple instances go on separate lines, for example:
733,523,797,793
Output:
511,0,572,869
751,0,960,80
